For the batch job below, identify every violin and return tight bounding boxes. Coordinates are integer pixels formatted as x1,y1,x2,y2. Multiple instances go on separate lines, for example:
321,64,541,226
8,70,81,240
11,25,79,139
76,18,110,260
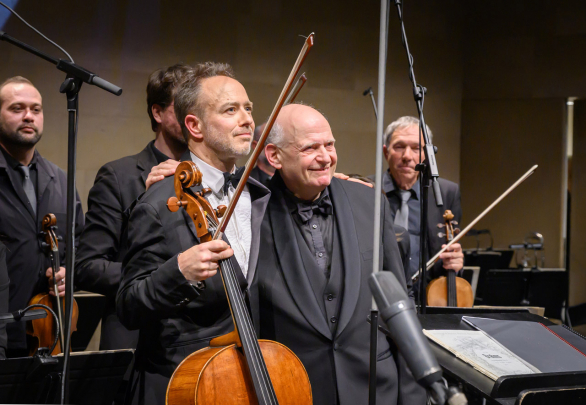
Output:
165,162,312,405
26,213,78,355
426,210,474,307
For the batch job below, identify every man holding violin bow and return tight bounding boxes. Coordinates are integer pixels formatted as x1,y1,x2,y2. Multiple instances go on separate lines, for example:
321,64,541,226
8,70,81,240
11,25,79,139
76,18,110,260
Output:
0,76,84,358
382,116,464,299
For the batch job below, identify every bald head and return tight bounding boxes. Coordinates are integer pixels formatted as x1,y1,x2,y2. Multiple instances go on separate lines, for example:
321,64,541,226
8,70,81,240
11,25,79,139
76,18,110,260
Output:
268,104,331,148
265,104,337,201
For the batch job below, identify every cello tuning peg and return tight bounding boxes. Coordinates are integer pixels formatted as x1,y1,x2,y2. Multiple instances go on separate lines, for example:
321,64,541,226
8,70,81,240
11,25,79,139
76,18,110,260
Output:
437,232,446,238
215,205,227,218
454,228,461,235
451,220,459,226
437,223,446,229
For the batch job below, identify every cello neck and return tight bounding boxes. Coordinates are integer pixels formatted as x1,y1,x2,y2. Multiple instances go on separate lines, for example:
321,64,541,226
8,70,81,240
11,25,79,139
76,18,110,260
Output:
217,256,279,405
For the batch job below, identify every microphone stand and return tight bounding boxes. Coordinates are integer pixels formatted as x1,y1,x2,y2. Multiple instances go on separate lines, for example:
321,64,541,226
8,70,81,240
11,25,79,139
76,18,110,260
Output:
0,30,122,404
363,87,378,120
369,1,390,404
390,0,443,314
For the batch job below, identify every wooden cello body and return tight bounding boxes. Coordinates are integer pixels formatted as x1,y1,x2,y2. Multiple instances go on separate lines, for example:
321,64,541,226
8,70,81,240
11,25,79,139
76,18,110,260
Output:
426,210,474,307
165,162,312,405
167,339,311,404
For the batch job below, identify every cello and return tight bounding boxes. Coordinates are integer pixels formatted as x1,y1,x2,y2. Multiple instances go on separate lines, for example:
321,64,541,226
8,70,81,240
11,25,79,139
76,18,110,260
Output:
26,213,78,355
165,162,312,405
426,210,474,307
166,34,315,405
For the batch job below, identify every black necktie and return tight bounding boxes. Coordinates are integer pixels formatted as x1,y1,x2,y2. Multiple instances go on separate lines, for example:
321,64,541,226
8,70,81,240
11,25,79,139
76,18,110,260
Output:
17,165,36,215
222,166,245,194
296,194,333,223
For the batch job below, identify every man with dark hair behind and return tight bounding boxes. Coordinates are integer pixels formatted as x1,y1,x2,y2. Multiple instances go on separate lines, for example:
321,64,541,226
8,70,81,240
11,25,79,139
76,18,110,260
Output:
117,62,269,405
75,63,192,350
0,76,84,357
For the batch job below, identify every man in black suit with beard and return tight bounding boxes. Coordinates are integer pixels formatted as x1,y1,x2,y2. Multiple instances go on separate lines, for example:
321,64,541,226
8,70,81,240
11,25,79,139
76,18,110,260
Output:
0,76,84,357
75,63,192,350
117,62,270,405
250,104,426,405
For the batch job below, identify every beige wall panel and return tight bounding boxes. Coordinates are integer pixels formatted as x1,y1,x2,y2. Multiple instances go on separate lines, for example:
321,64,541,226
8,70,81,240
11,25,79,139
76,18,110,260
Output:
460,99,565,268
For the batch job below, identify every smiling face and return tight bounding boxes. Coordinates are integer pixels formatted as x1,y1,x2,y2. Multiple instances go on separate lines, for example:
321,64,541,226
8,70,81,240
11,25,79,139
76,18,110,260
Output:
384,124,422,190
0,82,43,150
266,104,337,201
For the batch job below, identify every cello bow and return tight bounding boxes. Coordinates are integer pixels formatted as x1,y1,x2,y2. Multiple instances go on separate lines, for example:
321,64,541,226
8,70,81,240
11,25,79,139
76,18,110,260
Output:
212,33,314,240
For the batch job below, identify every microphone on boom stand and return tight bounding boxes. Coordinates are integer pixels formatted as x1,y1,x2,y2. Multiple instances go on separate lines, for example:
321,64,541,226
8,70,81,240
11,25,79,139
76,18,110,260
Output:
369,271,467,405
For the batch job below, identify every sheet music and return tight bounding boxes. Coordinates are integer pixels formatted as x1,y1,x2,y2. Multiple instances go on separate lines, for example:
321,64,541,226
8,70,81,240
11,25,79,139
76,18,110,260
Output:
424,329,539,380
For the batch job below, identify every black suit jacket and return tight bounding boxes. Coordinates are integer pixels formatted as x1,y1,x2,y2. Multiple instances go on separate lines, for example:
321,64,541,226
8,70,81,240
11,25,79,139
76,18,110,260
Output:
76,141,162,349
0,149,84,353
383,173,462,292
117,151,270,405
250,175,425,405
419,178,462,294
0,242,9,359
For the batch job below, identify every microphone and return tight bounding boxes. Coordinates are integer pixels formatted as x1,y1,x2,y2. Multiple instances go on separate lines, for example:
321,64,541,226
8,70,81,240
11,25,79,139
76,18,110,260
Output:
363,87,373,96
369,272,467,404
369,272,442,387
0,309,47,323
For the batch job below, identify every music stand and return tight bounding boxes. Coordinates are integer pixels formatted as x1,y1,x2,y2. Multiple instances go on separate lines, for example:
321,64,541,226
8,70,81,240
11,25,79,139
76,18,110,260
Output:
526,269,567,319
0,349,133,404
481,270,528,306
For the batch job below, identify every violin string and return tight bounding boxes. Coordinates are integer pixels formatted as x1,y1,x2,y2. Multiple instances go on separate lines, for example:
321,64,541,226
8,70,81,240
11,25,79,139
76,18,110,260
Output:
207,215,276,403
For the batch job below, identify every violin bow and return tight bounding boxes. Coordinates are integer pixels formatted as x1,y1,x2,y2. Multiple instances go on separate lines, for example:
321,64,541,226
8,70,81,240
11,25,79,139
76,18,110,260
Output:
413,164,538,280
212,33,315,240
284,73,307,105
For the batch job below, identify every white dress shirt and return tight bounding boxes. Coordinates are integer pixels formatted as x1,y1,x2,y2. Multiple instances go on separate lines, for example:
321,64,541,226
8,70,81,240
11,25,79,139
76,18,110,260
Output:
190,153,252,277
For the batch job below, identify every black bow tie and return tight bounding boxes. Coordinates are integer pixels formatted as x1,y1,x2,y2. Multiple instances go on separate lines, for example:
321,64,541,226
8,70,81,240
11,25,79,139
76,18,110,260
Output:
296,194,333,223
222,166,245,194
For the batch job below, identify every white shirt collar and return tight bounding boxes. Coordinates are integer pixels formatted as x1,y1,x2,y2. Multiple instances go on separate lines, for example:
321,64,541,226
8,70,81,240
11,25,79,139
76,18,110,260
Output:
190,152,235,196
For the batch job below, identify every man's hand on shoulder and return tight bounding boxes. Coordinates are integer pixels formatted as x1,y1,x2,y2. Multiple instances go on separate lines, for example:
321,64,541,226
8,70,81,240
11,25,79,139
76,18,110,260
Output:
439,242,464,272
145,159,180,190
177,240,234,282
333,172,374,188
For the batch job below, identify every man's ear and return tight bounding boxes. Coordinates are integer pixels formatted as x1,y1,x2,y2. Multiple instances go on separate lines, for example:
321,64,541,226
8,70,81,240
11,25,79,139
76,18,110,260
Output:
264,144,282,170
383,144,390,161
185,114,204,142
151,104,164,124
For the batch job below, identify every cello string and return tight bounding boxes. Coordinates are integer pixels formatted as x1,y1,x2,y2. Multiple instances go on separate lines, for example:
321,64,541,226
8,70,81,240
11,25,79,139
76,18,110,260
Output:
207,216,276,403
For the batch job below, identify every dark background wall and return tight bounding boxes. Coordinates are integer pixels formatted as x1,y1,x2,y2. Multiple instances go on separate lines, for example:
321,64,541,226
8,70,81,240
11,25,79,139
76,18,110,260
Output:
1,0,585,305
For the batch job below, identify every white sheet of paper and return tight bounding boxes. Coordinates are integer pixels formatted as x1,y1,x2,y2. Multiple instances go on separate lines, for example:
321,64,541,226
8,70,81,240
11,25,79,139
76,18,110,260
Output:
424,329,539,380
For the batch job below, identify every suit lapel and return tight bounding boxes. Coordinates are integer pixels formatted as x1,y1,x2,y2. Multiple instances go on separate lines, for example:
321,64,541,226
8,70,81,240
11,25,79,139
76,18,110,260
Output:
269,183,331,340
328,179,361,338
36,156,56,220
136,143,159,186
0,151,36,226
246,177,270,284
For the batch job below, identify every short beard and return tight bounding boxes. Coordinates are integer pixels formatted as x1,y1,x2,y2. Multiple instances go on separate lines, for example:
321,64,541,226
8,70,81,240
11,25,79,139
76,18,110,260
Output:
0,123,42,149
203,123,251,160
